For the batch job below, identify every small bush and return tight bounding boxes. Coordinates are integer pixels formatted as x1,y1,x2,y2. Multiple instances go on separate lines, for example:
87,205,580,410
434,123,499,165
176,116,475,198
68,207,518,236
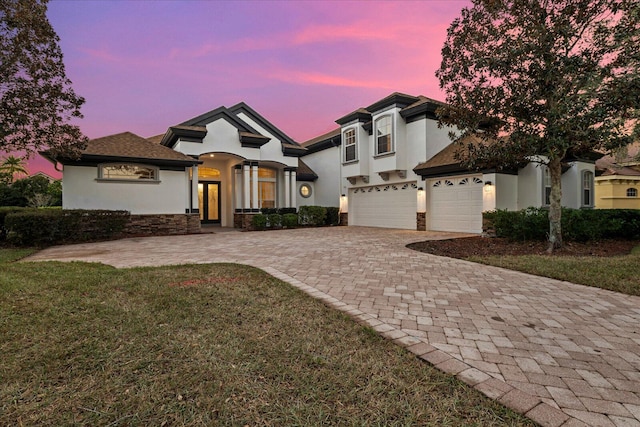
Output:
298,206,326,226
282,213,298,228
267,214,282,228
251,214,267,231
325,207,340,226
5,209,129,246
484,208,640,242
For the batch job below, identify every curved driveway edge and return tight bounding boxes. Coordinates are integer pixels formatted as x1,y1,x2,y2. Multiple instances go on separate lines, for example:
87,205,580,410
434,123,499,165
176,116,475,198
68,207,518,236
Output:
26,227,640,427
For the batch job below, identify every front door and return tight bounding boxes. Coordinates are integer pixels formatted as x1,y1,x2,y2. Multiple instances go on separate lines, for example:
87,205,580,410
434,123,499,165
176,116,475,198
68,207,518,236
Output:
198,181,221,224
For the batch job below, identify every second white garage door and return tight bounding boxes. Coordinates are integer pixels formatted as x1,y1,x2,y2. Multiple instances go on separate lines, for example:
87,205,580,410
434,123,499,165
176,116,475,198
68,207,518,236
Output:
429,175,483,233
349,183,417,229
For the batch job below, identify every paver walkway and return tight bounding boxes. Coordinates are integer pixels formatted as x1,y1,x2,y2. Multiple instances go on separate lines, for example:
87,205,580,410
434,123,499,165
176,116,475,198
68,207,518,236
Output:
26,227,640,427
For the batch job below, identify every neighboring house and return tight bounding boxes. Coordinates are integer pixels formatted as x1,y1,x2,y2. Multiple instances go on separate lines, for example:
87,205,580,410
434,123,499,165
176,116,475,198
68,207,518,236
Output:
30,171,58,183
46,92,599,235
336,92,597,233
594,142,640,209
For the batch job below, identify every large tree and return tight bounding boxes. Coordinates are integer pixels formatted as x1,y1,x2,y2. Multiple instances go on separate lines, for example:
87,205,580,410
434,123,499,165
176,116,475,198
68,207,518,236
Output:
437,0,640,251
1,0,87,158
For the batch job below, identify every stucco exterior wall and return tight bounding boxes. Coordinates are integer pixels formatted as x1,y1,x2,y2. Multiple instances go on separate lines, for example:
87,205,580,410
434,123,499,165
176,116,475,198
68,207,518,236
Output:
300,145,340,207
235,112,298,168
62,165,188,214
595,177,640,209
517,162,543,209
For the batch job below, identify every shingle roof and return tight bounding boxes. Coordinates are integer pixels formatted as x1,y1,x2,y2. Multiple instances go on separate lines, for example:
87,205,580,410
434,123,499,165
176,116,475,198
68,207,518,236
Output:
79,132,199,164
596,142,640,176
146,134,165,144
301,128,341,148
296,158,318,181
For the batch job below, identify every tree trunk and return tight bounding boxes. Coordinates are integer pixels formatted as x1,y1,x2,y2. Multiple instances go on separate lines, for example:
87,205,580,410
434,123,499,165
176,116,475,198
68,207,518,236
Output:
547,157,563,253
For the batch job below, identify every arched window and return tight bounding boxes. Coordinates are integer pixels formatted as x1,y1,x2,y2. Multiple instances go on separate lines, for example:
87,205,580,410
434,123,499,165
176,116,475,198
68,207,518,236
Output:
343,128,357,163
627,188,638,198
375,115,393,155
582,170,594,207
99,163,158,181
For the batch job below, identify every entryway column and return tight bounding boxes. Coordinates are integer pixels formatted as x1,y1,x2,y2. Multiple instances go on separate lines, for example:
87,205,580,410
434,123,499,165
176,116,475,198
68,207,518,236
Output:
290,170,297,209
243,162,251,211
191,165,199,213
234,165,242,211
284,170,291,208
251,162,259,212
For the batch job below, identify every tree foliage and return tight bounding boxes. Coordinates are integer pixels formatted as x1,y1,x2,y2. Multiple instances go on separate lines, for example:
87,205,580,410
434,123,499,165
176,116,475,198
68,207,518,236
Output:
437,0,640,250
0,155,28,183
0,0,87,157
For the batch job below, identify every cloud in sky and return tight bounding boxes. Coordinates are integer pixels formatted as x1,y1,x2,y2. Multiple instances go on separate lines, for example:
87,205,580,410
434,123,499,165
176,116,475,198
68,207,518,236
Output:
18,0,471,176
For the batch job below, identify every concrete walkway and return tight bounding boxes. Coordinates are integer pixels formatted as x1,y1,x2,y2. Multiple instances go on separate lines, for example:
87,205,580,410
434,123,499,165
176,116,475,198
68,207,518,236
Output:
26,227,640,427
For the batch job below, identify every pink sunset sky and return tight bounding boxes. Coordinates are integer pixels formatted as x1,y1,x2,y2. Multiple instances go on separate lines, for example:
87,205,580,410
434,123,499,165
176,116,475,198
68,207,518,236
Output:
20,0,472,177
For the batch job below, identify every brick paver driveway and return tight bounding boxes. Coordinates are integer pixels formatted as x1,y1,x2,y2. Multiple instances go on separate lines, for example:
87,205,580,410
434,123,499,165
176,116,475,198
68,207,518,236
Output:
27,227,640,427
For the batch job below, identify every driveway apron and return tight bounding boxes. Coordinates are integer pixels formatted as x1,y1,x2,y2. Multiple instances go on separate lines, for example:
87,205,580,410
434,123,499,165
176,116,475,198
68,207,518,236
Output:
26,227,640,427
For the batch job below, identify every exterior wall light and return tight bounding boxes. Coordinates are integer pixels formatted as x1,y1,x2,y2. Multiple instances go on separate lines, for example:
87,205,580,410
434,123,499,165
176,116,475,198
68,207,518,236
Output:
417,187,427,213
339,194,348,213
484,181,494,193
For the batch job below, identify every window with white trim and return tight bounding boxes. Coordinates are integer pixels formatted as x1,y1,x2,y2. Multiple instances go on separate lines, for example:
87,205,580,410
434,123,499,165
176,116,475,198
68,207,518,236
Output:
582,170,594,207
99,163,158,181
627,188,637,198
543,167,551,206
343,128,357,163
375,115,393,155
257,167,276,209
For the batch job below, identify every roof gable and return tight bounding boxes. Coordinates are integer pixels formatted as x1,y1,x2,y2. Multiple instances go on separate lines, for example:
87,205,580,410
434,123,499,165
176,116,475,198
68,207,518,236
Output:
229,102,298,146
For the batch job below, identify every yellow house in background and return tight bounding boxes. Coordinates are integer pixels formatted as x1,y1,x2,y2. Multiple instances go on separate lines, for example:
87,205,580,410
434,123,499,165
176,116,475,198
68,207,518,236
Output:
595,142,640,209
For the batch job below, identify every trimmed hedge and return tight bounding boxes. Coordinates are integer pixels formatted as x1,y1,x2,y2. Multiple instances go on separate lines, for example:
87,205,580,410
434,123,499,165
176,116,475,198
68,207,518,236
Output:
260,207,297,215
251,214,267,231
298,206,326,226
325,207,340,226
484,208,640,242
5,209,130,246
267,213,282,228
282,213,298,228
0,207,33,241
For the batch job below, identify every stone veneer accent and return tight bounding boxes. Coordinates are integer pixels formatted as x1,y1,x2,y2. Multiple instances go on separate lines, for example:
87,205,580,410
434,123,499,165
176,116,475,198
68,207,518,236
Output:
124,213,201,236
482,214,496,237
339,212,348,226
416,212,426,231
234,212,256,230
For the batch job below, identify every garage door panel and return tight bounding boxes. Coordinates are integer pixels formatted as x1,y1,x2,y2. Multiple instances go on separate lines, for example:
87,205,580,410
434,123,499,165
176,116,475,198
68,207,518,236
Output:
349,183,417,230
429,175,483,233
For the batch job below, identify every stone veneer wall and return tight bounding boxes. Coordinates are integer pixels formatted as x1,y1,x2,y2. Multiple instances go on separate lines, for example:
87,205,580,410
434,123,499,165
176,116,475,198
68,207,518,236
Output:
416,212,426,231
234,212,256,230
125,213,201,236
339,212,348,226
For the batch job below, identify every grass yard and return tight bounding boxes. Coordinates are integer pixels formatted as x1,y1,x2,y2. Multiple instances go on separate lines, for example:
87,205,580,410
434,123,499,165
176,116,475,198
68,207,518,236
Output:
467,244,640,296
0,249,533,426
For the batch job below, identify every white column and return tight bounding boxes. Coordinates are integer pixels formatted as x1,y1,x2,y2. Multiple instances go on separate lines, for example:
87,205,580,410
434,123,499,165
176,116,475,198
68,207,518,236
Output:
284,170,291,208
234,166,242,211
290,170,297,209
191,165,199,213
251,163,259,211
243,163,251,211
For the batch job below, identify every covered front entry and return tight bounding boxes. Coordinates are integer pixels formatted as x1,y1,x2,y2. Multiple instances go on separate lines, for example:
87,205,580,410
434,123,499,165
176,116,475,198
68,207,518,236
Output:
198,181,220,224
429,175,483,233
348,183,418,229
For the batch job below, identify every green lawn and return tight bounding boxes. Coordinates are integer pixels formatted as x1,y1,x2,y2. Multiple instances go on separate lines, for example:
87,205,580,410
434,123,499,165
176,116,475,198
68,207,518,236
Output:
0,249,533,426
468,246,640,296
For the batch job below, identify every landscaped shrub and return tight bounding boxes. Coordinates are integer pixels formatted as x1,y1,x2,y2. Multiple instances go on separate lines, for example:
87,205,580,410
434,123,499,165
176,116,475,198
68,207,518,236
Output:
278,207,297,215
324,207,340,226
251,214,267,231
267,213,282,228
483,208,640,242
0,207,33,241
5,209,129,246
282,213,298,228
298,206,326,226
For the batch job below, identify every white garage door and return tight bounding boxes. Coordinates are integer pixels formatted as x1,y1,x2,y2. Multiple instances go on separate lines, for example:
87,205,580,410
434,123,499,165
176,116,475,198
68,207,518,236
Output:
429,175,483,233
349,182,417,229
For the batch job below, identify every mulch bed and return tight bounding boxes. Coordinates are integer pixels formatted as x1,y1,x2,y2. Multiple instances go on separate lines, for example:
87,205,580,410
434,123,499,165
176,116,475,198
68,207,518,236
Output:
407,237,639,258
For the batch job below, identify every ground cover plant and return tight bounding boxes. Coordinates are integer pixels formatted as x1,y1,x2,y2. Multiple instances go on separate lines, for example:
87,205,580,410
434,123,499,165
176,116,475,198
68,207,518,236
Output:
409,237,640,296
0,250,534,426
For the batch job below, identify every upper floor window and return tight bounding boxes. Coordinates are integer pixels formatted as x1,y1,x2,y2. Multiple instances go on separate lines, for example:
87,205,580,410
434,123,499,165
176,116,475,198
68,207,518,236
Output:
343,128,357,163
543,167,551,206
582,170,594,207
375,115,393,155
99,163,158,181
627,188,638,198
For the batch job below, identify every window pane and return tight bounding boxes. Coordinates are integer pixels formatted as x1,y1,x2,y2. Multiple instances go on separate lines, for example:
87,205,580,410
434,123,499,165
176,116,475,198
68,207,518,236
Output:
101,164,156,180
259,182,275,208
345,144,356,162
376,116,392,154
258,168,276,178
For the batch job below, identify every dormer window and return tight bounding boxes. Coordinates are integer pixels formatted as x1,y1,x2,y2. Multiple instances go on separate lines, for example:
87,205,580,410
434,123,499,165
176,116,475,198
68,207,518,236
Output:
343,128,357,163
375,115,393,155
